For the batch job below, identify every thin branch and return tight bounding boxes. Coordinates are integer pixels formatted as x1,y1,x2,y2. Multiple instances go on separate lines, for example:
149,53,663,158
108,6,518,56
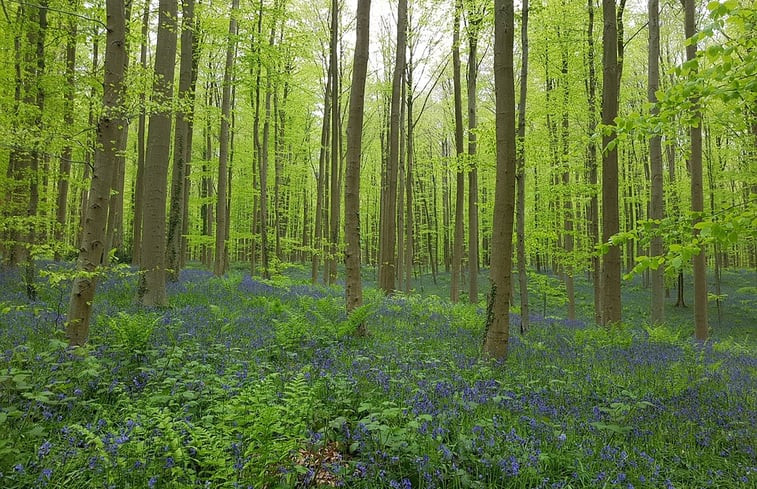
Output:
8,0,106,28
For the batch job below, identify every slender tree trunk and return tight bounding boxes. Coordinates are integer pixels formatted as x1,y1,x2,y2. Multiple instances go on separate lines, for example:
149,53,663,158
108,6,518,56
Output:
214,0,238,276
137,0,178,306
345,0,370,327
559,21,575,321
132,0,150,265
181,12,201,268
260,14,278,280
67,0,126,345
685,0,707,340
167,0,198,280
55,7,77,260
451,0,465,303
648,0,664,323
378,0,407,293
312,66,331,283
516,0,529,333
483,0,516,361
405,52,415,293
328,0,341,284
586,0,601,324
601,0,621,325
467,9,481,303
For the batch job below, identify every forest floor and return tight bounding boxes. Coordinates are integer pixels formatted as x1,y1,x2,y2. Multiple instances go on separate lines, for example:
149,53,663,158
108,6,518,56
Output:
0,263,755,488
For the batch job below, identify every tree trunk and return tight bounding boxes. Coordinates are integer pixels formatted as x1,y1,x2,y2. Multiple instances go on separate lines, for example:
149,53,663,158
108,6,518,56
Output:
260,15,278,280
67,0,126,346
467,7,481,303
328,0,341,284
214,0,238,276
601,0,621,325
685,0,707,340
137,0,178,307
168,0,198,280
648,0,664,323
55,5,77,261
312,62,331,283
378,0,407,293
483,0,516,361
559,22,575,321
132,0,150,266
345,0,370,328
451,0,465,303
516,0,529,333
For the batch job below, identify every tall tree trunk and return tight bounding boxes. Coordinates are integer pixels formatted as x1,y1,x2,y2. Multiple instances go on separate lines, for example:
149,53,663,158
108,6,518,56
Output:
685,0,707,340
601,0,621,325
260,15,278,280
67,0,126,345
451,0,465,303
55,4,77,260
345,0,371,327
559,20,575,320
586,0,600,323
132,0,150,265
137,0,178,306
181,11,201,268
312,63,331,283
648,0,664,323
516,0,529,333
168,0,198,280
214,0,238,276
378,0,407,293
328,0,341,284
467,6,481,303
405,50,415,293
483,0,516,361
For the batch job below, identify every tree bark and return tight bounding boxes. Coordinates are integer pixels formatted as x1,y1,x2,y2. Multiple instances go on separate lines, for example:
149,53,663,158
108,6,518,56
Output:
601,0,621,325
214,0,238,276
168,0,198,280
685,0,707,340
648,0,664,324
483,0,516,361
586,0,601,324
451,0,465,303
345,0,371,328
132,0,150,266
328,0,341,284
378,0,407,293
138,0,178,306
467,5,481,304
67,0,126,345
516,0,529,332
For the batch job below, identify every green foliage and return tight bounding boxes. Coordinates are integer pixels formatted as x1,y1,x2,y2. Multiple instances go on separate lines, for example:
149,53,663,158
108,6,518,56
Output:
105,311,160,352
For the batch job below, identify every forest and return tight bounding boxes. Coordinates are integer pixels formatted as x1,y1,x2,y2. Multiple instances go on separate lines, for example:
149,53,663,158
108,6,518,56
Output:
0,0,755,487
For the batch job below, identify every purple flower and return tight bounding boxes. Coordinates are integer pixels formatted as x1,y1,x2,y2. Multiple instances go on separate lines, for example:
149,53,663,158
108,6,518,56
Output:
38,440,52,458
148,476,157,488
41,468,52,480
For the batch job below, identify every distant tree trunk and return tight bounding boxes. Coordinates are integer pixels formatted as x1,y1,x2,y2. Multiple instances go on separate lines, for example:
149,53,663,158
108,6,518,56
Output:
451,0,465,303
685,0,707,340
648,0,664,324
559,22,575,321
378,0,407,293
328,0,341,284
168,0,197,280
601,0,621,325
516,0,529,333
137,0,178,306
67,0,126,346
132,0,150,266
467,6,481,303
483,0,516,361
55,6,77,260
586,0,600,323
78,34,99,250
312,64,331,283
345,0,370,327
260,16,277,280
405,51,415,293
214,0,238,277
181,11,201,268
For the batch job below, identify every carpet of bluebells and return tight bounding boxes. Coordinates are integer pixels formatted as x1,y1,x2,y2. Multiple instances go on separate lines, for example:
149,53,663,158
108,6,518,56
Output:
0,263,755,488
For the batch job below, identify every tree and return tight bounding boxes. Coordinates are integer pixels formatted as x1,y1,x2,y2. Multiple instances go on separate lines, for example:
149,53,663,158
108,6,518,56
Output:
451,0,465,303
601,0,621,325
648,0,664,324
168,0,199,281
515,0,529,332
378,0,408,294
214,0,239,277
138,0,178,306
132,0,151,266
684,0,707,340
466,0,483,304
345,0,371,327
483,0,516,360
67,0,126,345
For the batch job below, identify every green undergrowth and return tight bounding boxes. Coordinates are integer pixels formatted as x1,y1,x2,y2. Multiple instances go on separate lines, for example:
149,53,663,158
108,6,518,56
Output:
0,265,754,488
